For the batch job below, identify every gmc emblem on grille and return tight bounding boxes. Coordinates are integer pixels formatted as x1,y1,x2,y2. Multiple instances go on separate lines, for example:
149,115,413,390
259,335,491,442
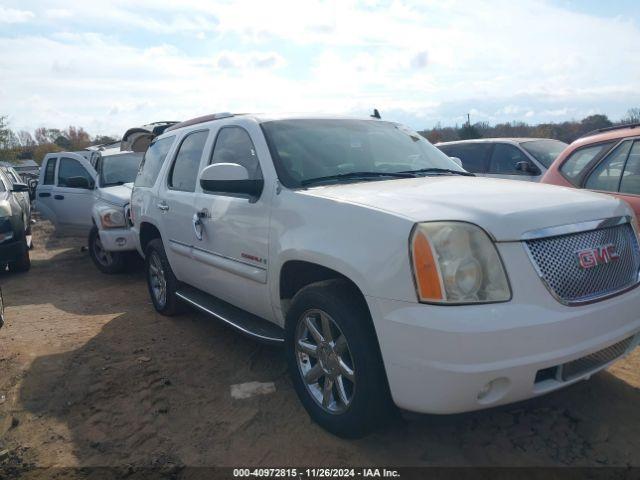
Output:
577,244,620,269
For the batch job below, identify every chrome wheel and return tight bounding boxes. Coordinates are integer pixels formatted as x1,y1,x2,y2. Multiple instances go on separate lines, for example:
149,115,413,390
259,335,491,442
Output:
295,309,355,414
148,252,167,308
92,235,113,266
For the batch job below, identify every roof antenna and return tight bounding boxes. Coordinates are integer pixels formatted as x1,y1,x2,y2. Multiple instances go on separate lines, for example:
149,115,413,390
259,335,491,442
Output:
371,108,381,119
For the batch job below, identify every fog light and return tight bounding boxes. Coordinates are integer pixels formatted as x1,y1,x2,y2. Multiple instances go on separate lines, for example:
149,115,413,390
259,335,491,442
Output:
477,382,492,400
476,377,510,404
115,237,126,247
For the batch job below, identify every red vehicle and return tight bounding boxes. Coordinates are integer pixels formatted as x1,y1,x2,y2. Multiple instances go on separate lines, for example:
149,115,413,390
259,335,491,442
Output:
542,124,640,216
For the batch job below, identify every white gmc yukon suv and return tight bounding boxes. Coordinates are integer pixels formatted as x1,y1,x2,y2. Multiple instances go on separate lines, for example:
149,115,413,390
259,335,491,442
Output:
130,113,640,437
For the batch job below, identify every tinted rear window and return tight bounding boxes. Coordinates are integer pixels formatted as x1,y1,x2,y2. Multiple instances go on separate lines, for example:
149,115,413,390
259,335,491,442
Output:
437,143,491,173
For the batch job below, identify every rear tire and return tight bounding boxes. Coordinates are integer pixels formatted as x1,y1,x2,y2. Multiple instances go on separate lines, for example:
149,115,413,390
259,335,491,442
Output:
88,226,127,274
285,279,392,438
145,238,181,316
8,239,30,273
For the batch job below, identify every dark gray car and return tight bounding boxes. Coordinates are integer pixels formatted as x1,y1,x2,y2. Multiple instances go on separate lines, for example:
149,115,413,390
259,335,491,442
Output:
0,168,31,272
436,138,567,182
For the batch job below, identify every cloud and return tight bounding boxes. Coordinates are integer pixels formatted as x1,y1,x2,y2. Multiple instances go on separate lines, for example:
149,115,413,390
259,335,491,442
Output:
214,51,286,70
410,51,429,69
0,6,34,23
0,0,639,134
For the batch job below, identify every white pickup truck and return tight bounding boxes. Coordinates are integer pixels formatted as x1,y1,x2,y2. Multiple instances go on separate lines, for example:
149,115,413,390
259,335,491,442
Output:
36,150,141,273
131,113,640,437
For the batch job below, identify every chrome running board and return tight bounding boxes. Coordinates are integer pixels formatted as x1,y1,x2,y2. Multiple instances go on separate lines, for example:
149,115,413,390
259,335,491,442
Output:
175,284,284,345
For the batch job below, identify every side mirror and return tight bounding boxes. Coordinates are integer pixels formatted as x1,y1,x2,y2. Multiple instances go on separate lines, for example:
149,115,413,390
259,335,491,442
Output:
199,163,263,197
449,156,463,168
515,161,540,175
65,176,92,189
11,182,29,193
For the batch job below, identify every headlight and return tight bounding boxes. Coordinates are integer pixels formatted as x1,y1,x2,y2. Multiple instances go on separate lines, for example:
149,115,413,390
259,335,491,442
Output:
98,206,126,229
410,222,511,304
0,200,11,218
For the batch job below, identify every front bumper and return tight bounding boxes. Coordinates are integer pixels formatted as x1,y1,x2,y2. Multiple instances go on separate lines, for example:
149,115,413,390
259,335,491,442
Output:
367,241,640,414
98,227,137,252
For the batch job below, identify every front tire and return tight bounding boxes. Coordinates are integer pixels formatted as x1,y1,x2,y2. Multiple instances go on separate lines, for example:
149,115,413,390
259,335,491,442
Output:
8,239,30,273
88,227,127,274
145,238,181,316
285,279,392,438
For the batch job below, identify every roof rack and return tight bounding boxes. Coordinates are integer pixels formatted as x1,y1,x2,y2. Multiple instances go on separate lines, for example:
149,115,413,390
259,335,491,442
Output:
164,113,235,133
579,122,640,139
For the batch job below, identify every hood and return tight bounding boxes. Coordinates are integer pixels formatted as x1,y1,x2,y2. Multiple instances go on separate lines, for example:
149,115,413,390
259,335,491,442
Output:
98,183,133,206
300,176,630,241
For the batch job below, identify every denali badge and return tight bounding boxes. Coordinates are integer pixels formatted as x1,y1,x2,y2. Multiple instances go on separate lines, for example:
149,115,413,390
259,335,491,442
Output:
577,244,620,269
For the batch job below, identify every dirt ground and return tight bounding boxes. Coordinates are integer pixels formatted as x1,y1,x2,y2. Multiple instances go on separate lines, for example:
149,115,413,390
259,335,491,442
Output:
1,219,639,472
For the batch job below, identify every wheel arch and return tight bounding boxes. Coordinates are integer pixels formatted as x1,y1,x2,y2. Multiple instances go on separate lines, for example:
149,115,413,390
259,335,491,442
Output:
139,221,162,254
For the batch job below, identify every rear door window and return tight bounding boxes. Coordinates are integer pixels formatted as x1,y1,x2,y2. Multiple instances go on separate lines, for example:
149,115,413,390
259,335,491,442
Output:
619,141,640,195
437,144,490,173
560,142,614,184
168,130,209,192
584,141,632,192
135,136,175,187
488,143,531,174
43,158,57,185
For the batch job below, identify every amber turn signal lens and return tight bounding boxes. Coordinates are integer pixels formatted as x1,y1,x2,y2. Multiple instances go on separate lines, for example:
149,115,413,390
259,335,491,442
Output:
411,230,444,301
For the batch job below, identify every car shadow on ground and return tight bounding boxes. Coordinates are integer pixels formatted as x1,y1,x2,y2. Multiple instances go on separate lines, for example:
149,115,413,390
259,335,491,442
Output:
2,224,640,468
13,306,640,468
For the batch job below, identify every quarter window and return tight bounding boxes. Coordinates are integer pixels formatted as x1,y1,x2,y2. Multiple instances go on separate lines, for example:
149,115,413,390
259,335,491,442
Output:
619,141,640,195
169,130,209,192
489,143,531,174
58,158,93,189
584,141,632,192
43,158,57,185
211,127,263,180
560,142,614,184
135,136,175,188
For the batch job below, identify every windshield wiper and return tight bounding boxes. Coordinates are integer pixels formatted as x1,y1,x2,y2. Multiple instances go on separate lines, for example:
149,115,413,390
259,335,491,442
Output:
300,171,416,187
400,168,475,177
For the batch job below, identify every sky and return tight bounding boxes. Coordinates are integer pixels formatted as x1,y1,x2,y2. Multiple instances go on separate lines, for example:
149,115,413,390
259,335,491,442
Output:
0,0,639,137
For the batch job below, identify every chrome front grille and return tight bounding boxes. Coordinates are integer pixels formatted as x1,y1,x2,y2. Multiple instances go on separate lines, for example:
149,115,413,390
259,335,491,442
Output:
524,222,640,305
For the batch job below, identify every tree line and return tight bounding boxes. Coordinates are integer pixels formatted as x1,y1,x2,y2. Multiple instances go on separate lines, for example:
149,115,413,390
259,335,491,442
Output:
2,108,640,164
420,108,640,144
0,115,116,164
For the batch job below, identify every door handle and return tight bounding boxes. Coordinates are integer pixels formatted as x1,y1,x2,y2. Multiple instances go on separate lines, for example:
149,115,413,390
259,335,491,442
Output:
157,202,169,211
54,194,64,200
193,213,204,240
38,192,51,198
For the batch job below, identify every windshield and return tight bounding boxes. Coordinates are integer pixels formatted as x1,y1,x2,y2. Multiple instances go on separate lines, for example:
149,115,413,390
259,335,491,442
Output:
519,139,567,168
99,153,142,187
261,119,465,187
